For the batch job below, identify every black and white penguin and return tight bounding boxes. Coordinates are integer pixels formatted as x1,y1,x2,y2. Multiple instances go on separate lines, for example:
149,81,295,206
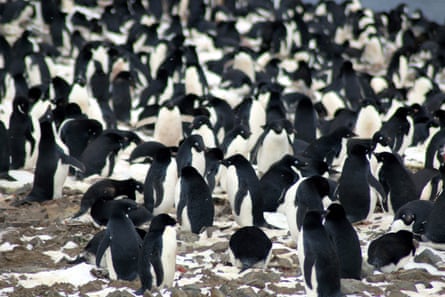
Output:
187,115,217,148
8,96,35,170
0,120,14,181
423,186,445,247
293,95,318,143
324,203,362,280
228,226,272,272
151,100,183,147
221,154,275,228
204,147,224,193
129,141,169,164
337,141,385,223
95,199,142,281
298,210,342,297
367,230,417,273
176,166,214,234
143,147,178,215
73,178,144,219
221,123,251,159
259,154,304,212
373,106,414,156
391,200,434,236
425,129,445,169
176,134,206,177
77,129,140,178
111,71,134,123
16,108,84,204
251,118,294,176
136,214,177,295
279,175,333,241
59,118,103,159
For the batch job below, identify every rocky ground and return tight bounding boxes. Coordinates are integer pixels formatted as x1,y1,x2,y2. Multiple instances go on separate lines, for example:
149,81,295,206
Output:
1,177,445,297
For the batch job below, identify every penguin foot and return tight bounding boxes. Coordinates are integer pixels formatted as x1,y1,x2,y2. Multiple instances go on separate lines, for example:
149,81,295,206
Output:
134,288,145,296
11,198,33,207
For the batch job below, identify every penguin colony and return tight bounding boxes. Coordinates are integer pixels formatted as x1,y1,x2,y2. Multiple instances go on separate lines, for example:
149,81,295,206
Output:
3,0,445,295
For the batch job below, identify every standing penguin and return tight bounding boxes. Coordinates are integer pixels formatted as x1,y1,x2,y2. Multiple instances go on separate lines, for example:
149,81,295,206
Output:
136,214,177,295
423,186,445,246
152,100,183,147
95,199,142,281
228,226,272,272
367,230,417,273
375,152,418,214
16,108,85,204
221,154,273,228
176,166,214,234
111,71,134,123
143,147,178,215
251,118,294,176
187,115,217,148
337,141,385,223
278,175,333,242
0,120,14,180
8,96,35,169
176,134,206,177
59,118,103,159
324,203,362,280
204,147,224,193
298,211,342,297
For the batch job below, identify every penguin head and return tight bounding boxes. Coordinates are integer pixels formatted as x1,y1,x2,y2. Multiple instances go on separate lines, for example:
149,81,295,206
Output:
400,212,415,226
190,115,212,130
374,151,395,163
180,166,200,178
13,96,30,114
372,131,391,147
325,203,346,221
110,198,138,216
149,214,176,232
126,178,144,193
189,134,205,152
221,154,246,168
39,106,54,123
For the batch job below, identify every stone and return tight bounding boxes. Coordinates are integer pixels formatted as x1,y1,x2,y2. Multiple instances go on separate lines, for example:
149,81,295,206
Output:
341,278,384,296
414,249,442,267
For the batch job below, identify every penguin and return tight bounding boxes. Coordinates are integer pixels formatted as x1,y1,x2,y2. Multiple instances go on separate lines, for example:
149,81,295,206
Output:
187,115,217,148
259,154,305,212
111,71,134,123
367,230,417,273
175,134,206,177
8,96,36,169
324,203,362,280
374,152,420,214
59,118,103,159
95,199,142,281
136,214,177,295
221,123,251,159
423,187,445,246
425,129,445,169
373,106,414,156
298,210,342,297
278,175,333,242
143,147,178,215
221,154,275,228
204,147,224,193
204,96,235,144
77,129,140,178
73,178,144,219
16,108,85,204
251,118,294,176
336,141,385,223
0,120,15,181
391,200,434,236
228,226,272,272
293,95,317,143
152,100,183,147
129,141,168,164
176,166,214,234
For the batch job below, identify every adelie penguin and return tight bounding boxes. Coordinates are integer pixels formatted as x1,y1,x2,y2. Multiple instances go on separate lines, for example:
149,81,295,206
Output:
144,147,178,215
221,154,276,228
391,200,434,237
0,120,15,181
111,70,134,123
176,166,214,234
15,108,85,205
96,199,142,281
136,214,177,295
367,230,417,273
298,210,343,297
324,203,362,280
176,134,206,177
336,141,385,223
228,226,272,272
73,178,144,219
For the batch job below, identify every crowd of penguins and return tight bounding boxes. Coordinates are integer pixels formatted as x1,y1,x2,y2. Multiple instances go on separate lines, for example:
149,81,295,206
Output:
3,0,445,296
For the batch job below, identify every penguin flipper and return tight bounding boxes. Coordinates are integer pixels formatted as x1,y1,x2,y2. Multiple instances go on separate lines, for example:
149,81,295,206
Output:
250,131,267,165
368,171,387,210
176,194,187,225
95,229,111,267
151,248,164,287
303,250,315,290
234,182,249,216
58,148,86,172
153,177,164,208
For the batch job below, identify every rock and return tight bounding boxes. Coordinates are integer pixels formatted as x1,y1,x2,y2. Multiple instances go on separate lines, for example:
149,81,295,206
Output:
341,278,384,296
105,290,134,297
208,241,229,253
232,287,258,297
177,231,200,243
366,273,386,283
386,280,417,292
268,283,305,294
169,287,188,297
415,249,442,267
182,285,203,297
219,284,232,295
361,261,375,278
210,288,225,297
240,270,281,288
